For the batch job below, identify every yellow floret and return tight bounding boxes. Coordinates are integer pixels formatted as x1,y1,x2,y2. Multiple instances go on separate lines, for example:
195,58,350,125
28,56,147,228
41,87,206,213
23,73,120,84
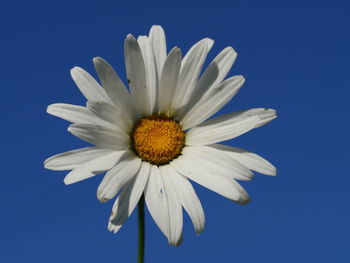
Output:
131,115,185,165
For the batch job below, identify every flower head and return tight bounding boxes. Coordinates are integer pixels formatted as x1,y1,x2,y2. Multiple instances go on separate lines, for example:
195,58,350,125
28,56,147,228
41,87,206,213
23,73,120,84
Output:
44,25,276,245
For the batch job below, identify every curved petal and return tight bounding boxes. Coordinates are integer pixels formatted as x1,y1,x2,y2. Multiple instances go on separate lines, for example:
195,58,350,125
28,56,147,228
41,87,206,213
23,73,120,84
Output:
171,153,241,202
183,146,254,181
149,25,167,75
177,47,237,120
93,57,133,113
248,108,277,128
124,34,148,116
209,144,276,176
86,101,133,133
47,103,101,125
232,179,251,205
138,36,158,114
44,147,114,171
171,38,214,115
144,166,170,241
166,165,205,235
160,166,183,245
158,47,182,115
68,123,129,150
181,75,245,130
186,113,260,146
97,154,141,202
197,46,238,99
63,150,125,185
108,162,151,233
70,67,111,103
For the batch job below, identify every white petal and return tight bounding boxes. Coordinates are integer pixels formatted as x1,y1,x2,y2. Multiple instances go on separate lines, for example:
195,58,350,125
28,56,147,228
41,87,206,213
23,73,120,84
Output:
68,123,129,150
165,166,205,235
108,220,122,234
108,162,151,233
70,67,110,103
177,47,237,120
44,147,114,171
86,101,133,133
196,47,237,99
149,25,167,74
232,179,251,205
209,144,276,176
97,154,141,202
47,103,101,125
171,38,214,114
93,57,133,113
183,146,254,181
138,36,157,114
63,150,125,185
144,166,170,240
186,113,260,145
124,34,148,116
248,108,277,128
158,47,182,115
160,166,183,245
181,76,245,129
171,154,241,202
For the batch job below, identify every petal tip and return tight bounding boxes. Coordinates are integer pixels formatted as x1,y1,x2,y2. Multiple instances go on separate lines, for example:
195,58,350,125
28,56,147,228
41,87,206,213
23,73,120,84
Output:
269,168,277,176
126,34,135,40
168,235,184,246
150,25,164,30
63,177,72,185
70,66,80,74
93,56,102,63
108,221,122,234
238,197,251,205
195,227,204,236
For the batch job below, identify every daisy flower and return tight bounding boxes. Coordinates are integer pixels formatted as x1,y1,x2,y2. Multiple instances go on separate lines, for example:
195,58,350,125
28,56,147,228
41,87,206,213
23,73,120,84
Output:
44,25,276,246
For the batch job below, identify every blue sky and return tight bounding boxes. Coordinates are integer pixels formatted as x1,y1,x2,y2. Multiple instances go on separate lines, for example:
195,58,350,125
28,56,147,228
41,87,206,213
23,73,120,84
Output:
1,0,349,262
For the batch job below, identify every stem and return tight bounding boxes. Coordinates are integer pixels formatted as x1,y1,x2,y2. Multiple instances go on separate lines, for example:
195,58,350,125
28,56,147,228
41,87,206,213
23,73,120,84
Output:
137,195,145,263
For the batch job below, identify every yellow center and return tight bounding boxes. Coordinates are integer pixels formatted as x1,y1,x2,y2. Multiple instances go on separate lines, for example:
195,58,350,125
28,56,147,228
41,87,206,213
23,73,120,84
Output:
131,115,185,165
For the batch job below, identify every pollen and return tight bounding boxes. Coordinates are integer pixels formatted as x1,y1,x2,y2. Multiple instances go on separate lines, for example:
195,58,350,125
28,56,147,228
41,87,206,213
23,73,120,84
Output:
131,115,185,165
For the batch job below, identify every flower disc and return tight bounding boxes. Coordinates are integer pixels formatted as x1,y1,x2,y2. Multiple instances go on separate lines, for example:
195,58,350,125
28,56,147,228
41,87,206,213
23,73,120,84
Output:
131,115,185,165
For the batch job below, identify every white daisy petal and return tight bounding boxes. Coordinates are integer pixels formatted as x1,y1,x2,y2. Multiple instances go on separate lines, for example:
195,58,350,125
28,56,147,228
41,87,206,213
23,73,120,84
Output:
184,146,254,181
68,123,129,150
171,38,214,114
198,46,238,98
186,113,260,145
144,166,170,241
181,75,245,130
232,179,251,205
47,103,101,125
44,147,114,171
158,47,182,114
108,162,150,233
64,150,125,185
209,144,276,176
92,57,132,112
70,67,110,103
86,101,133,132
161,166,183,246
138,36,158,114
97,154,141,203
249,108,277,128
149,25,167,74
177,47,237,120
166,166,205,235
171,154,241,202
107,219,122,234
124,34,148,115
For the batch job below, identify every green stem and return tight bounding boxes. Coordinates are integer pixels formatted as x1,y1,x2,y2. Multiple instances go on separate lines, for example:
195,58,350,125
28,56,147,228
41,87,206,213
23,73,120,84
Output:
137,195,145,263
